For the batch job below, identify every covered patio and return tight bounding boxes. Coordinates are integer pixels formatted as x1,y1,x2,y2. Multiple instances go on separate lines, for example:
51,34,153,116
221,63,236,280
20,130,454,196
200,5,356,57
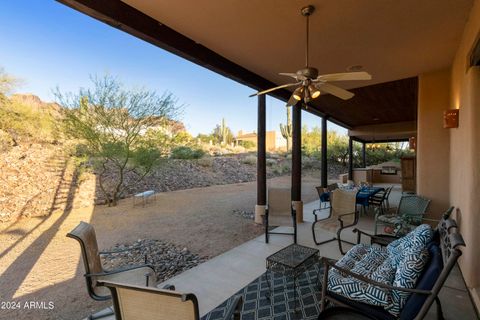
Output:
57,0,480,318
88,189,477,319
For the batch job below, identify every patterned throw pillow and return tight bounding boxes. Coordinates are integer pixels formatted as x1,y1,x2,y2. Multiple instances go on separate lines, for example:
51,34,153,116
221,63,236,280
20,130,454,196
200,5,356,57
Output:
386,248,431,316
387,224,433,265
329,225,433,316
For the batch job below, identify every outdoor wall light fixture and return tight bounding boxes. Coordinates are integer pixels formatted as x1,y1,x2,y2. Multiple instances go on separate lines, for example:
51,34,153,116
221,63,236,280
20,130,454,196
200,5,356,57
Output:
409,136,416,150
443,109,459,128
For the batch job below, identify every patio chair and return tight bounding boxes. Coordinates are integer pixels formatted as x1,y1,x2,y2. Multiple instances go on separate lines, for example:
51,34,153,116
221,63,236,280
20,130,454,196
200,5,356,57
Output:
99,280,243,320
319,218,466,320
354,206,455,247
67,221,156,319
374,195,430,235
368,189,388,216
315,183,339,209
312,189,359,254
264,188,297,244
383,186,394,211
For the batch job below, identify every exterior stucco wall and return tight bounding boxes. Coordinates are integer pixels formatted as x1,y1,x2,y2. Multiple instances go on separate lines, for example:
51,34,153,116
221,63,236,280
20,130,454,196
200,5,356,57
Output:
449,0,480,299
417,69,451,218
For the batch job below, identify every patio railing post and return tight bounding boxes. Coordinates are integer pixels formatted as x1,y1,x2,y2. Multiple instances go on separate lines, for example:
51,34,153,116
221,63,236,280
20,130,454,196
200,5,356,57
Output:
292,102,303,222
348,136,353,181
321,116,328,188
255,94,266,224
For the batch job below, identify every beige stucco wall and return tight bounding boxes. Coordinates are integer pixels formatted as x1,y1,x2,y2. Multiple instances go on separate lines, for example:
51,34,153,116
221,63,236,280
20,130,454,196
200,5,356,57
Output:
449,0,480,295
417,69,451,218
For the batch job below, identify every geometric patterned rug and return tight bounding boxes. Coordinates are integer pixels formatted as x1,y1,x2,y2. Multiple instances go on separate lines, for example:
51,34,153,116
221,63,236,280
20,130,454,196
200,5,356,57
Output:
201,263,324,320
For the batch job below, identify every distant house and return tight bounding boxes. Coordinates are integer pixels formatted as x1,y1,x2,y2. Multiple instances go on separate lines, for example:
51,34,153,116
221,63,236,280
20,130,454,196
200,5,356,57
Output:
235,130,286,151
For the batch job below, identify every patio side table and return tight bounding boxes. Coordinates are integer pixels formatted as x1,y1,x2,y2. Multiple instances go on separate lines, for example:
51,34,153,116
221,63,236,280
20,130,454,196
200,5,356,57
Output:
265,243,320,312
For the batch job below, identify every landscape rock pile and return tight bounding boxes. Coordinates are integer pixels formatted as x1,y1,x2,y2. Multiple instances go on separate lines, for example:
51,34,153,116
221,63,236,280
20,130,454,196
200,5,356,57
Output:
232,209,255,220
101,239,209,283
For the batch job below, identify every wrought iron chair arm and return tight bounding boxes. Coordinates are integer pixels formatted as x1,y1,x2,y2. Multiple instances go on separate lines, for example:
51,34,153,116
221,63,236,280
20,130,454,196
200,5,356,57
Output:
223,295,243,320
352,228,396,245
322,258,432,295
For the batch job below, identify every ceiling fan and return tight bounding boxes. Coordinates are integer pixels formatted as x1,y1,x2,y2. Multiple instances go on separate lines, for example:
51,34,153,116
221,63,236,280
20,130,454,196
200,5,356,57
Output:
249,5,372,105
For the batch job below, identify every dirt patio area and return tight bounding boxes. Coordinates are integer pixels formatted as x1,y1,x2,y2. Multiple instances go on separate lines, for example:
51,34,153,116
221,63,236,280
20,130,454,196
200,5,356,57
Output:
0,174,320,320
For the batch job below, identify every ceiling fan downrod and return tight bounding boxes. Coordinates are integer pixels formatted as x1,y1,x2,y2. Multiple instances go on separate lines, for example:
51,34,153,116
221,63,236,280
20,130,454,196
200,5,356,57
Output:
301,5,315,68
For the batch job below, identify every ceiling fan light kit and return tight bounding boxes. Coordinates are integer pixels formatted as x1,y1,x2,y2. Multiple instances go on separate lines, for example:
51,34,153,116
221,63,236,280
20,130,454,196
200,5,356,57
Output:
292,87,304,101
250,4,372,106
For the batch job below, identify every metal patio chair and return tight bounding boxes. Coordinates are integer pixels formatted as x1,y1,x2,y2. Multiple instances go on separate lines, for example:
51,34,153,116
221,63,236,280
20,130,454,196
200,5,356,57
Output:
67,221,156,319
374,195,430,235
312,189,359,254
99,280,243,320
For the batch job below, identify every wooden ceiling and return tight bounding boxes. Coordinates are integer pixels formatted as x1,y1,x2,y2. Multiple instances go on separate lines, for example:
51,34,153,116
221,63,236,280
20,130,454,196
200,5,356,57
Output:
56,0,470,128
308,77,418,127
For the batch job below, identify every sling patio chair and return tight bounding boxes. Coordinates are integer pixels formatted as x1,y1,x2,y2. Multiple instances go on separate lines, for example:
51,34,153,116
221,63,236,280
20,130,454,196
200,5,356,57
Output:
264,187,297,243
319,217,466,320
67,221,156,319
374,195,431,236
312,189,359,254
315,183,339,209
99,280,243,320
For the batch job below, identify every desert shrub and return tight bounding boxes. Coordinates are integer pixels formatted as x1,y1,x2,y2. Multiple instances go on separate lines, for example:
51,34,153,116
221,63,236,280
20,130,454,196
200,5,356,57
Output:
197,157,214,167
242,155,257,165
171,131,192,145
171,146,205,159
0,99,57,143
271,163,291,175
238,140,256,149
266,158,277,166
302,157,321,170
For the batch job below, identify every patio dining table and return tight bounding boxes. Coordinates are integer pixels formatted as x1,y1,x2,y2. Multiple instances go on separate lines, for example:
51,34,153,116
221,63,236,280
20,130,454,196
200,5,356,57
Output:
356,186,384,214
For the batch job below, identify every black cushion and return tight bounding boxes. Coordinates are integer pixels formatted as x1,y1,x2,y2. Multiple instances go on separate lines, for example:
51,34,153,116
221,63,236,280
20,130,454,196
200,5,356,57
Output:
326,292,396,320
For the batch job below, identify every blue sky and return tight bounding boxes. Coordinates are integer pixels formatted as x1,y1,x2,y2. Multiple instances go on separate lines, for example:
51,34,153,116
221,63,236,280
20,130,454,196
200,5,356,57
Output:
0,1,346,136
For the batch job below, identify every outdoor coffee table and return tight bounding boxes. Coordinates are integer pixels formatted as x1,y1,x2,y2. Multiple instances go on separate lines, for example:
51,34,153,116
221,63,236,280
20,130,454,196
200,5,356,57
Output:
265,243,320,312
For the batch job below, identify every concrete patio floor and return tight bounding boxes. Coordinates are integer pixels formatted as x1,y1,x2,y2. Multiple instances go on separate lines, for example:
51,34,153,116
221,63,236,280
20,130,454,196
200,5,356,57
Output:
92,185,478,319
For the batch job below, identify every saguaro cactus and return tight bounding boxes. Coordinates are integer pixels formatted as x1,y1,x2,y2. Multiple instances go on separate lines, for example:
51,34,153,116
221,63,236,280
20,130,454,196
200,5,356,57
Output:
220,118,228,145
280,106,293,151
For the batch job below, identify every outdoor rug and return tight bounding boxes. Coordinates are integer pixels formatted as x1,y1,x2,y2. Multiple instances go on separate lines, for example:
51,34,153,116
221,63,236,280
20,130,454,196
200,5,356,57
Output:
201,263,324,320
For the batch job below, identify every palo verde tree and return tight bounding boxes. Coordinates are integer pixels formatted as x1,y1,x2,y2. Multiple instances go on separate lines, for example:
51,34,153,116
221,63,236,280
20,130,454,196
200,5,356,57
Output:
56,75,182,206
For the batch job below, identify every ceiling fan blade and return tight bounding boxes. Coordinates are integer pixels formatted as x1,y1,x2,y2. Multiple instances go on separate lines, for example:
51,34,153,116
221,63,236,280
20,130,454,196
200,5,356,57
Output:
279,72,307,81
316,71,372,82
249,82,300,97
317,83,354,100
